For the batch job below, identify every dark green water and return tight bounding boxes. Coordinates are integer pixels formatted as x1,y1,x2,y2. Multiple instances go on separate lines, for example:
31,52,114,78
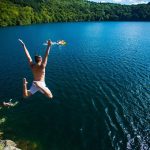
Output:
0,22,150,150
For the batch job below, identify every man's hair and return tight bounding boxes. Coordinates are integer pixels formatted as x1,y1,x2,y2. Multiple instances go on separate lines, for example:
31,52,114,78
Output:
35,55,42,63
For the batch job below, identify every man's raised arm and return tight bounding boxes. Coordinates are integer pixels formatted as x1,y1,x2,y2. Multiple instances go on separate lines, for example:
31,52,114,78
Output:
19,39,33,65
42,40,51,67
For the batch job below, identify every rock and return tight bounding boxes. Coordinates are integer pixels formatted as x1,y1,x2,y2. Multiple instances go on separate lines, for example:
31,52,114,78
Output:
0,141,5,150
0,140,21,150
4,146,21,150
0,140,5,145
5,140,17,147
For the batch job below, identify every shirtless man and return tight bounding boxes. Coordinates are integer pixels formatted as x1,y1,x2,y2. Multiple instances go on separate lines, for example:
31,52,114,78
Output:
19,39,53,99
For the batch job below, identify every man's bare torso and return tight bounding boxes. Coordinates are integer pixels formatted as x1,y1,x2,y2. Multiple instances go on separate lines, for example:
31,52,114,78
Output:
31,64,45,81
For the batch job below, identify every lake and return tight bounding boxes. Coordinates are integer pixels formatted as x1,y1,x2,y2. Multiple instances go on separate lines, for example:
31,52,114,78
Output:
0,22,150,150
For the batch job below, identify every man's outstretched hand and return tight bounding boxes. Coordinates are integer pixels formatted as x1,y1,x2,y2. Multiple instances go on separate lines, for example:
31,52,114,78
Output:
18,39,25,46
47,40,51,46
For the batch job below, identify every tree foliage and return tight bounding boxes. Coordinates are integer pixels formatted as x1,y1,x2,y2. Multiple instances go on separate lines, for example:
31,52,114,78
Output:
0,0,150,27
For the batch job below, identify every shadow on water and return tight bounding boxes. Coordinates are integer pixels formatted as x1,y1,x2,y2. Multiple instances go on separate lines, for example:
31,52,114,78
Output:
1,93,113,150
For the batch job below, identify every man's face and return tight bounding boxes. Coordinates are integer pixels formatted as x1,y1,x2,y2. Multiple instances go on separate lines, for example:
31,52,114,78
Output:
37,56,42,62
35,56,42,63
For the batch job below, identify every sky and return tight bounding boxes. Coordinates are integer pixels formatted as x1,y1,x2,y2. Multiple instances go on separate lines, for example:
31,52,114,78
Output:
90,0,150,4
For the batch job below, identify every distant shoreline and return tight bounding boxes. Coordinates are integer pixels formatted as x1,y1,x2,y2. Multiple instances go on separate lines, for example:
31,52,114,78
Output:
0,20,150,28
0,0,150,27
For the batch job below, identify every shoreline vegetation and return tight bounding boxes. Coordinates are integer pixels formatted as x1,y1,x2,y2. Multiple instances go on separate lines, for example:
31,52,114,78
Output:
0,0,150,27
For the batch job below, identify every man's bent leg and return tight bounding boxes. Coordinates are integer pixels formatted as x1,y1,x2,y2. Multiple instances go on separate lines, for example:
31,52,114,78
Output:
23,78,32,98
42,87,53,99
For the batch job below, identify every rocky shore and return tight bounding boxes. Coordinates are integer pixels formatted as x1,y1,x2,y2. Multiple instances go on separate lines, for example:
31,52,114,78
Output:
0,101,21,150
0,140,21,150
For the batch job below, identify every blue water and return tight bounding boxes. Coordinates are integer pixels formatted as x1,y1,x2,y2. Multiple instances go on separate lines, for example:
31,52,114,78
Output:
0,22,150,150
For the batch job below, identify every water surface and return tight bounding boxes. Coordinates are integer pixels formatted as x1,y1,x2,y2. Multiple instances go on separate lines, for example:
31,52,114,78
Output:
0,22,150,150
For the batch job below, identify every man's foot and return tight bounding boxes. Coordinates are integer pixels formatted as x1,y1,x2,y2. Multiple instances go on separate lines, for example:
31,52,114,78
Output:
23,78,28,85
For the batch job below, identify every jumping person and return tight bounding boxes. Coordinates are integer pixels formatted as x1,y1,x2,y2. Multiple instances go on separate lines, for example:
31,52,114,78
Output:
19,39,53,99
